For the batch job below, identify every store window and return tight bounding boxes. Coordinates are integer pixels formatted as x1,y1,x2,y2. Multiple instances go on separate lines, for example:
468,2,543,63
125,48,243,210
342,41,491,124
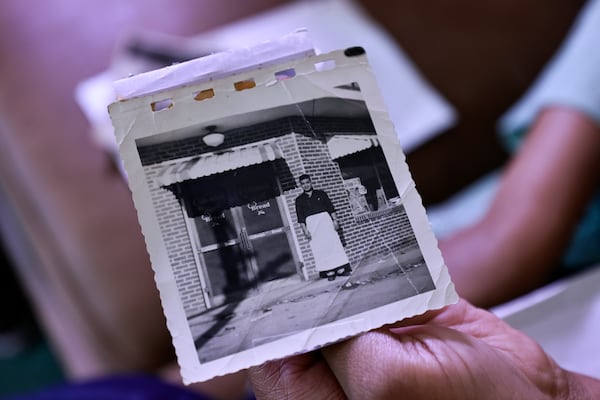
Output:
336,146,400,217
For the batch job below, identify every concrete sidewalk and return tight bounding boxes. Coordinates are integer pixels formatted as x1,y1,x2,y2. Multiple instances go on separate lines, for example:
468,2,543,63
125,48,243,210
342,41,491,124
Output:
189,244,434,362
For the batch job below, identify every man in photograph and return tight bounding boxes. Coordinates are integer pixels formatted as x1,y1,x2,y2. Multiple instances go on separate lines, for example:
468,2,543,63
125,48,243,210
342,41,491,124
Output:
294,174,351,281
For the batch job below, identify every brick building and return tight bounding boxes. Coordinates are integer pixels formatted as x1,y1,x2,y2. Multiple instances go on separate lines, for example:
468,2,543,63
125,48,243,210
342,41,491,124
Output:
137,98,418,318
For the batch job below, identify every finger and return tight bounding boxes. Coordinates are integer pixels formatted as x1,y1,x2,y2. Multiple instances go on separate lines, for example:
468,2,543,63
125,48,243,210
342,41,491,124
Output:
249,353,345,400
383,305,447,329
388,299,521,347
385,299,482,333
320,300,480,398
413,299,510,339
322,329,409,399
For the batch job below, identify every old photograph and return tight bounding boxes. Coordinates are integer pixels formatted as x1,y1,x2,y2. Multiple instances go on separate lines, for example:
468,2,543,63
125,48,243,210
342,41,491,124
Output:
110,47,456,382
136,92,435,363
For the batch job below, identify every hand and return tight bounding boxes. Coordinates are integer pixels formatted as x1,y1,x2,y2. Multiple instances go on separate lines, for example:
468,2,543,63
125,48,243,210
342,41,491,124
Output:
250,299,595,399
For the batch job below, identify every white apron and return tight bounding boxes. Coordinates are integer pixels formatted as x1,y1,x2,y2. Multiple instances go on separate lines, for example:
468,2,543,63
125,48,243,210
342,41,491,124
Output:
306,211,349,272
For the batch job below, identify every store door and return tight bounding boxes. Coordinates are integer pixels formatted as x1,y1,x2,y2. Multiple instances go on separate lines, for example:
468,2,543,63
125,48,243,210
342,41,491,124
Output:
240,196,297,283
186,164,298,307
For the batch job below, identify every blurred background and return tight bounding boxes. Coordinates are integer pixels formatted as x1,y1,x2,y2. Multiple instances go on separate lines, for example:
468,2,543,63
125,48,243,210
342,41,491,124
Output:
0,0,587,397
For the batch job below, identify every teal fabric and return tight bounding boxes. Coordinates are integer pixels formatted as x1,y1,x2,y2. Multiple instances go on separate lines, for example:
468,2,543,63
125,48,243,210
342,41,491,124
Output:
561,189,600,270
498,0,600,271
0,339,64,397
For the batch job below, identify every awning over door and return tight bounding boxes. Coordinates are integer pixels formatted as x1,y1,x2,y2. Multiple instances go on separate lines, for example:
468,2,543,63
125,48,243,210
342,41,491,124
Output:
156,139,284,187
326,134,379,160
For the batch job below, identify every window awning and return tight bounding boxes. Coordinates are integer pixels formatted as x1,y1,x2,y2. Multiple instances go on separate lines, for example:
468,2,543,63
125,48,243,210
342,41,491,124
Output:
327,134,379,160
155,140,284,187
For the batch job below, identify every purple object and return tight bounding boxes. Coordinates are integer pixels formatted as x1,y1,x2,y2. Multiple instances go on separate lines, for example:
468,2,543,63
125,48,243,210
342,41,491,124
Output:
5,374,240,400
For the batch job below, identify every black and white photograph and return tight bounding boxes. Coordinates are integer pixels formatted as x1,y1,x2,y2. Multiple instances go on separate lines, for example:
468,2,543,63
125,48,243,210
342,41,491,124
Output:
109,47,456,383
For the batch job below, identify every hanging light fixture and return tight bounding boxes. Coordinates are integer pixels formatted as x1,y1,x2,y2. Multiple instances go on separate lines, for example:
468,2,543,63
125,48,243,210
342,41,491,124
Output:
202,125,225,147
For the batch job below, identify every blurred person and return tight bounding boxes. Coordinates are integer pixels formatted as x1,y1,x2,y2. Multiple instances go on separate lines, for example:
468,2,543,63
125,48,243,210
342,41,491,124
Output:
439,0,600,307
249,299,600,399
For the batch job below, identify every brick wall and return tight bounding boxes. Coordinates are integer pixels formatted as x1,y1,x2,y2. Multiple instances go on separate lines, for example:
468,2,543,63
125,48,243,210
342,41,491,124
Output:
351,205,417,263
143,164,207,317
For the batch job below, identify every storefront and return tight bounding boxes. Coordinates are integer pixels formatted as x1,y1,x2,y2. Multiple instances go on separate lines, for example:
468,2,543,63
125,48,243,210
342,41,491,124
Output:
156,143,300,308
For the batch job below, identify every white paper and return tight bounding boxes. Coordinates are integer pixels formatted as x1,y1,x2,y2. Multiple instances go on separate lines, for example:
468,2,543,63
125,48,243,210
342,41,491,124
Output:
183,0,456,151
78,0,456,164
493,265,600,378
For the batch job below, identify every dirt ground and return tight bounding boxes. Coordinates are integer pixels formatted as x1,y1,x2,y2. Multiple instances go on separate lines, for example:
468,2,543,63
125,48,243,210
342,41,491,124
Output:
188,245,435,362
